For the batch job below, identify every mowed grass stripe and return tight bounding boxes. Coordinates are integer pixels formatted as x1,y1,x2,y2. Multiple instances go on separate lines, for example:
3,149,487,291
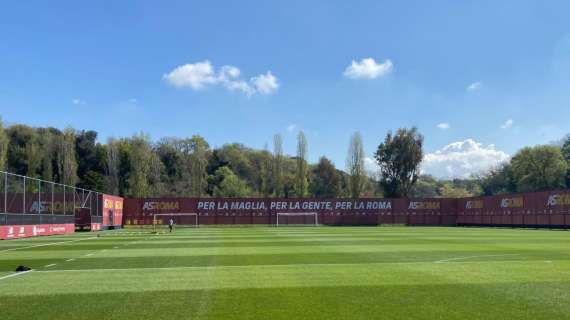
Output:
1,244,563,262
3,248,567,272
2,260,570,295
0,284,568,320
19,237,570,252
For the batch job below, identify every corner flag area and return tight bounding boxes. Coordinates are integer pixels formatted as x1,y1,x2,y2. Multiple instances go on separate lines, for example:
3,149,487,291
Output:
0,227,569,319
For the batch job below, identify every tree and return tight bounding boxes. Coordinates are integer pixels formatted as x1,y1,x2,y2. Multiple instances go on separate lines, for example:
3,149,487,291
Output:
0,117,8,170
81,171,105,191
212,166,251,197
58,127,78,185
126,133,152,197
258,144,273,196
409,175,440,198
374,127,423,198
439,183,474,198
272,134,284,197
188,135,210,196
478,163,515,196
309,157,341,198
562,135,570,188
346,132,366,198
295,131,308,197
36,128,57,181
6,125,40,176
75,130,106,189
105,138,120,195
510,145,567,192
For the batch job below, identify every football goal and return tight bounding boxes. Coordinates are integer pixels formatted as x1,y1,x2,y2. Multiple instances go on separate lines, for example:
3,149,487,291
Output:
276,212,319,227
153,213,198,231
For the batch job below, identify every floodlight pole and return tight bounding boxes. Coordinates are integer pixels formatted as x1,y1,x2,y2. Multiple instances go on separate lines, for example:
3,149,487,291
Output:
38,180,41,223
23,177,26,214
4,172,7,214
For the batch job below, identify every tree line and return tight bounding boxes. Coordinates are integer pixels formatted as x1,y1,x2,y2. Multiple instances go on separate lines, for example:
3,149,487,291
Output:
0,118,568,198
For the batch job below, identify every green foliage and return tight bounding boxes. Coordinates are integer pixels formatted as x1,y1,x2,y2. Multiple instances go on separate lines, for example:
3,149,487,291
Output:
126,133,152,197
6,124,39,176
295,131,309,197
346,132,366,198
56,127,79,185
510,145,568,192
272,134,285,197
0,117,8,171
409,175,482,198
478,163,516,196
562,135,570,188
409,175,440,198
0,119,568,198
309,157,341,198
80,170,106,191
438,183,474,198
375,127,423,198
212,166,252,197
105,138,120,195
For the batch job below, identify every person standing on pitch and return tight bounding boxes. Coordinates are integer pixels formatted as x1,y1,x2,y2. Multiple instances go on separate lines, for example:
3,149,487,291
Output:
169,218,175,233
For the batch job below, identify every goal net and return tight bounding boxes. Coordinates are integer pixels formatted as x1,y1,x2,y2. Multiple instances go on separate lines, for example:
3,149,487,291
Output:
153,213,198,231
276,212,318,227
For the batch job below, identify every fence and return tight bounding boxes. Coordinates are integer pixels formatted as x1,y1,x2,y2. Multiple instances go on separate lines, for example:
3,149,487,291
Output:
123,192,570,228
0,170,103,226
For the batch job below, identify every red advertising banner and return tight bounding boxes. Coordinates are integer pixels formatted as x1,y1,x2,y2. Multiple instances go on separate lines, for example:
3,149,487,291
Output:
0,224,74,240
102,195,123,227
122,190,570,227
124,197,409,226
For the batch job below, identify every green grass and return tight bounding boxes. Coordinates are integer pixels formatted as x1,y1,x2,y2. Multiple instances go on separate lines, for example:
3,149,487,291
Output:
1,226,569,319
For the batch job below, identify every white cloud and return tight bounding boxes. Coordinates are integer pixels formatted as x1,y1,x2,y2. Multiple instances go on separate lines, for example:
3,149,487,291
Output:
286,124,297,132
437,123,450,130
223,79,255,96
501,119,514,129
219,65,240,80
251,71,279,95
72,98,86,105
343,58,393,79
466,82,482,91
422,139,510,179
163,61,217,89
364,157,380,174
164,61,278,96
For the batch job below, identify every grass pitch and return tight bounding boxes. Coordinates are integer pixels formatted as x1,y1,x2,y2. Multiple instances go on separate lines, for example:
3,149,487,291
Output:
1,226,569,320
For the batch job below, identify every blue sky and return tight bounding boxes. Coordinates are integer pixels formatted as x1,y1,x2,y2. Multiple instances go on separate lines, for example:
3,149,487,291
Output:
1,0,570,178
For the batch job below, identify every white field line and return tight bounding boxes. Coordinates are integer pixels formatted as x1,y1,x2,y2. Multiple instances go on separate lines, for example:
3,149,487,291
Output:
434,254,520,264
75,237,143,260
65,259,75,262
32,259,529,274
44,264,57,268
0,237,98,254
0,270,33,281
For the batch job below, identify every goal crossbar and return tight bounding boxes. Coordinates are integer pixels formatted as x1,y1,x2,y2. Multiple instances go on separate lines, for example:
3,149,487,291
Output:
153,213,198,230
276,212,318,227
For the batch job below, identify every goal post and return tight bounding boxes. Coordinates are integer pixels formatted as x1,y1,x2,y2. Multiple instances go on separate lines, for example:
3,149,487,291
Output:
276,212,318,227
153,213,198,231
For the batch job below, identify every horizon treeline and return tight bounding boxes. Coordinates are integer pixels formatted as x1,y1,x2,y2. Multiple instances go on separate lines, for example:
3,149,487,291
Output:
0,119,568,199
